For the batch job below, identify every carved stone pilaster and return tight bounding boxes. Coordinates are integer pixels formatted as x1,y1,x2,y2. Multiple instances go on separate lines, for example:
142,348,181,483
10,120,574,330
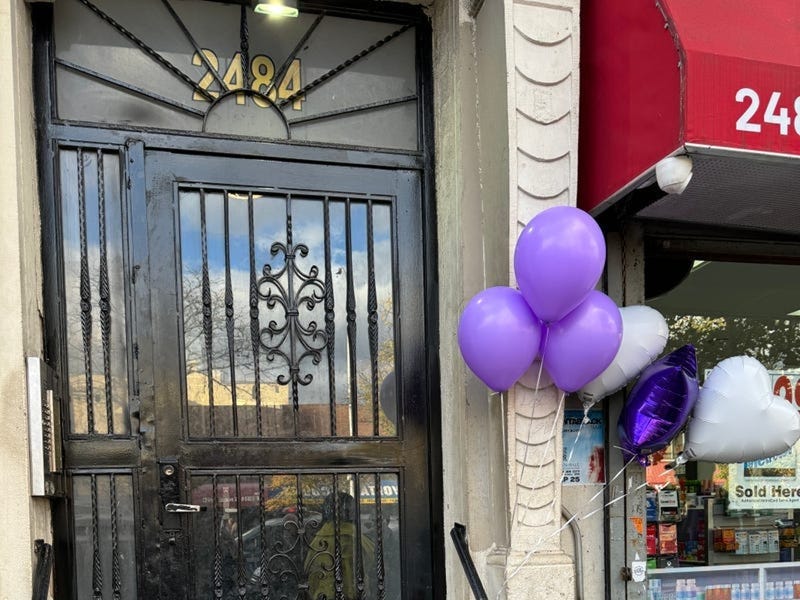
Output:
504,0,580,598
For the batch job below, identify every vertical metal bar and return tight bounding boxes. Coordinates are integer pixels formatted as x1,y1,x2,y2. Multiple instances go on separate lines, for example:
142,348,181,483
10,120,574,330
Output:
200,190,216,437
212,475,223,598
248,192,263,437
78,149,95,434
297,473,307,578
323,197,336,436
354,474,365,600
239,4,250,89
97,150,114,435
333,474,344,600
224,191,239,436
620,225,647,600
236,475,246,598
258,475,269,598
110,474,122,600
374,473,386,600
32,539,53,600
90,474,103,599
124,140,145,441
366,202,379,436
345,200,358,436
186,477,197,600
286,195,300,435
605,227,648,600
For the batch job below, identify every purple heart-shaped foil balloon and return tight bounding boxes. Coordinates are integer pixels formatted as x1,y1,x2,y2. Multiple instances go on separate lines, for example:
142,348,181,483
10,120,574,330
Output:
618,344,699,465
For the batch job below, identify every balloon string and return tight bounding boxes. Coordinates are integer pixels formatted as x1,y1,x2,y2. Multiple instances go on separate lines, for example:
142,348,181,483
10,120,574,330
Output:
500,456,638,595
515,390,566,528
509,333,550,530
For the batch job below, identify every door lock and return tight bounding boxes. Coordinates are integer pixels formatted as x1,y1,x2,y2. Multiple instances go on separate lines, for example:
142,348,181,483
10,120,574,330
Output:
165,503,207,513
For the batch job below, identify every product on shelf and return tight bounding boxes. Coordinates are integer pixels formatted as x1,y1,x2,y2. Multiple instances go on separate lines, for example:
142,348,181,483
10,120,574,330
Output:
659,488,681,522
647,489,658,522
659,523,678,555
647,523,658,556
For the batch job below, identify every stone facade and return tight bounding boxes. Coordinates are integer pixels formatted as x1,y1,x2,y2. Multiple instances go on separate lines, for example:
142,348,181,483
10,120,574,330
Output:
0,1,50,599
432,0,581,598
0,1,585,598
505,1,580,598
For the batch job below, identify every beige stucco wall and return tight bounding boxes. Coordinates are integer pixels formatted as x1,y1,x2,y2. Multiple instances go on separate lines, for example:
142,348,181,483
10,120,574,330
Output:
433,0,583,598
0,1,51,600
432,0,515,596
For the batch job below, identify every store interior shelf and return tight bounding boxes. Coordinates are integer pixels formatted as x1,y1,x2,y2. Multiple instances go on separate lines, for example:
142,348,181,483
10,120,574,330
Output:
649,561,800,600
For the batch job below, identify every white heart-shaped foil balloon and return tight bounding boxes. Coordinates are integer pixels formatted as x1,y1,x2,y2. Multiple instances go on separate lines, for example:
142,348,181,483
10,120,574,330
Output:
577,305,668,407
680,356,800,464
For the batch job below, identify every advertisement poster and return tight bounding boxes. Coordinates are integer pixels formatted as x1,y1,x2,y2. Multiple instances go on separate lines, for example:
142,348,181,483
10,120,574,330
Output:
728,447,800,510
728,370,800,510
562,410,605,485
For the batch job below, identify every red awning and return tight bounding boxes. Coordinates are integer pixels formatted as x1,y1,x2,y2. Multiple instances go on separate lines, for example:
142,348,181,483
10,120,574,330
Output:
579,0,800,223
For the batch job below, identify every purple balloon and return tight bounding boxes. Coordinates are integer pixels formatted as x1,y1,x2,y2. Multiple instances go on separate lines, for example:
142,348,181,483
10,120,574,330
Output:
542,291,623,393
618,345,699,465
514,206,606,323
458,287,543,392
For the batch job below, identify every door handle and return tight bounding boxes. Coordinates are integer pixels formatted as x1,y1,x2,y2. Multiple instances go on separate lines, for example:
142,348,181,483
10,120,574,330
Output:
165,503,207,513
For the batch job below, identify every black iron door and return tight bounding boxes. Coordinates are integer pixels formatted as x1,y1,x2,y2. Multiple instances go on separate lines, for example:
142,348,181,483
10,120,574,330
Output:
138,149,432,599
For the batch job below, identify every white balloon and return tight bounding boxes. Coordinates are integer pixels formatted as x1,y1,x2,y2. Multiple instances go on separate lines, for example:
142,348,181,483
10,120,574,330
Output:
577,305,668,407
518,359,554,390
677,356,800,464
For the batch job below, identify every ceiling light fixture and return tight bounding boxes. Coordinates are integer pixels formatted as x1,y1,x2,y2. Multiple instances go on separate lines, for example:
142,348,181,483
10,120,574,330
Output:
254,0,299,18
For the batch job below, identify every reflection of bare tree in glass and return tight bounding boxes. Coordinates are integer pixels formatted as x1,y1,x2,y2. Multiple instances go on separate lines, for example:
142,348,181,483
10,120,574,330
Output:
356,297,397,435
64,258,128,435
182,267,285,392
182,265,299,438
665,315,800,373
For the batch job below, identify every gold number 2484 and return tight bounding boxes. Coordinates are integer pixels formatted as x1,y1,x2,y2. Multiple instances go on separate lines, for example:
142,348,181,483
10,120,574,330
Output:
192,49,304,110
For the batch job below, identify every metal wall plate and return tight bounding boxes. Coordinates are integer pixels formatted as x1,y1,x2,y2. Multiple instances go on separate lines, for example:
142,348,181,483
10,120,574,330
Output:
27,357,63,497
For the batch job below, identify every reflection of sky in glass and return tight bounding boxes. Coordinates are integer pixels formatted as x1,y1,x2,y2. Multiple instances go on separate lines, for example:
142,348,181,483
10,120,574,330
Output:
180,187,396,438
60,149,130,436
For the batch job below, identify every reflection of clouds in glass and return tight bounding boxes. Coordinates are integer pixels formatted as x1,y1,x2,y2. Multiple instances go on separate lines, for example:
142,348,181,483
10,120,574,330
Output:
182,257,393,407
181,190,393,272
179,188,397,434
59,147,130,435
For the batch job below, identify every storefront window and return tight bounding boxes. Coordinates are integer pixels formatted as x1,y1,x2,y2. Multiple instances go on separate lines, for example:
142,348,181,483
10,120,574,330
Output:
644,261,800,598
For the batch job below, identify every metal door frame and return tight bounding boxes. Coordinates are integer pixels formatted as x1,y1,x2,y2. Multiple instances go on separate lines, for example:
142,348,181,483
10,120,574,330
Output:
140,149,432,597
31,2,443,598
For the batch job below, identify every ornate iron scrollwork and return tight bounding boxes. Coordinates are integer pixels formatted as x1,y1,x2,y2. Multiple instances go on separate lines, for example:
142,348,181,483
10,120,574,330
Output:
258,213,327,414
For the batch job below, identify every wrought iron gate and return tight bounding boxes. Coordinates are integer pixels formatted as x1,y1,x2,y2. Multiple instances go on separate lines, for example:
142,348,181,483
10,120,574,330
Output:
35,2,438,598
